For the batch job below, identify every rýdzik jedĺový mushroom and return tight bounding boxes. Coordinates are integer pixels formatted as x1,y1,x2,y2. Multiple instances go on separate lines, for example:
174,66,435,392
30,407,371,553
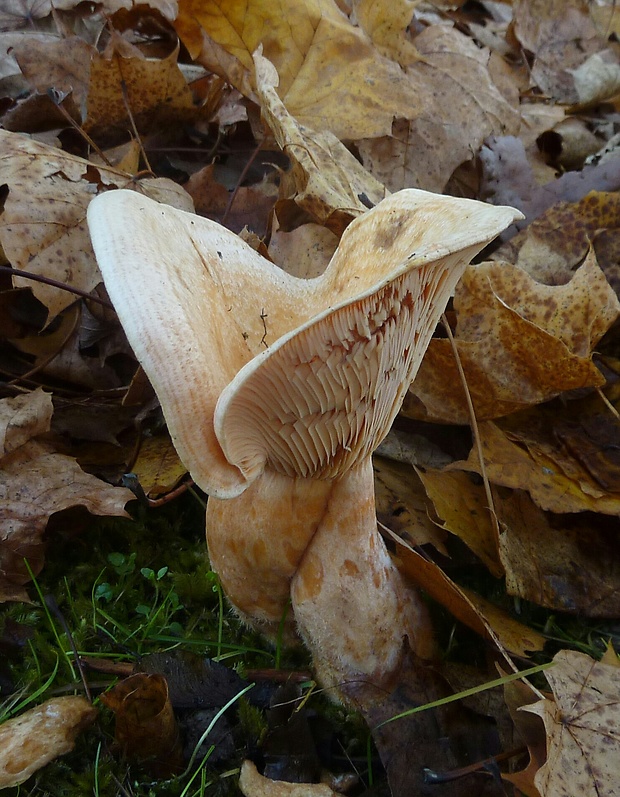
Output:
87,188,520,696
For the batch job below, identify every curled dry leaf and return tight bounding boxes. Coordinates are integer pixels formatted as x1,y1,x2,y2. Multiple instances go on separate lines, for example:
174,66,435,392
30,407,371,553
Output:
0,696,97,788
101,673,183,777
405,251,620,424
0,390,133,602
523,650,620,797
254,50,386,234
239,760,338,797
0,129,194,321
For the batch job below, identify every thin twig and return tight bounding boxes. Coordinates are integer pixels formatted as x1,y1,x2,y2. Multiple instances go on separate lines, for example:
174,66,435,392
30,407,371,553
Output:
47,89,114,168
442,313,499,545
120,77,153,174
44,594,92,702
222,140,263,226
1,266,114,309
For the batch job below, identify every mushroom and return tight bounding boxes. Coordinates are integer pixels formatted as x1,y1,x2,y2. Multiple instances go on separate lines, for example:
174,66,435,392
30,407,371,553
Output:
87,188,520,693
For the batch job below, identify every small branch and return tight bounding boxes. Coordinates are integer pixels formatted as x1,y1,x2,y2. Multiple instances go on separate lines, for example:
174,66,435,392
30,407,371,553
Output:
1,266,114,309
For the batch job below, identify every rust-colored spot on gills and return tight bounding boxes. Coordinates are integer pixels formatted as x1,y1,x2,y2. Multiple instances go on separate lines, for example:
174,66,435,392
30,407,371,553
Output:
295,553,324,602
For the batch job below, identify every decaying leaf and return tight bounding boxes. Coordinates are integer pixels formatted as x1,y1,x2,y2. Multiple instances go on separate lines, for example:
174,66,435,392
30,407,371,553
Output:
131,433,187,498
0,696,97,788
85,39,199,137
405,252,619,423
523,650,620,797
175,0,417,141
0,129,194,320
512,0,607,104
416,467,502,576
374,456,448,553
396,542,546,658
453,416,620,515
101,672,183,777
0,390,133,601
496,191,620,292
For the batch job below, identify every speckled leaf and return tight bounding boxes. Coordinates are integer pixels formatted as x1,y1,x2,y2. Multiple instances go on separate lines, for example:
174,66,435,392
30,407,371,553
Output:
85,40,198,137
453,418,620,515
501,191,620,290
12,35,94,117
524,650,620,797
405,252,619,424
0,129,193,321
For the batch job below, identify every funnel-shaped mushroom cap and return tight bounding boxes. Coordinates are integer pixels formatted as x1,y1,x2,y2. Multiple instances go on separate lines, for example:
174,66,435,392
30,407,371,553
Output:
87,189,521,496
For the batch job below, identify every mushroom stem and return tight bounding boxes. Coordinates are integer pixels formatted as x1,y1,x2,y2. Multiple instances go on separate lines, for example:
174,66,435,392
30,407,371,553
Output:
206,470,332,631
291,457,435,692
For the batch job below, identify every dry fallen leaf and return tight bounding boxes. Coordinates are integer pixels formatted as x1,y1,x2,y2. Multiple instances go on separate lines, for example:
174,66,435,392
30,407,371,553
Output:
175,0,417,141
373,456,448,553
496,489,620,617
253,50,387,234
357,25,520,193
0,129,194,321
239,760,339,796
405,252,619,423
523,650,620,797
416,467,502,576
132,433,188,498
396,542,545,658
512,0,606,104
0,696,97,788
0,390,133,602
85,39,199,137
101,673,183,777
453,416,620,516
497,191,620,292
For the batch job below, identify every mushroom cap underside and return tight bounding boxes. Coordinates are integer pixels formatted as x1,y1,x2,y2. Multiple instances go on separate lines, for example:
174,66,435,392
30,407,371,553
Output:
88,188,522,496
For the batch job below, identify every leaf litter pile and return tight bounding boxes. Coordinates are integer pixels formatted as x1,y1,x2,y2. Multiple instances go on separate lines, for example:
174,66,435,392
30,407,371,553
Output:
1,1,620,795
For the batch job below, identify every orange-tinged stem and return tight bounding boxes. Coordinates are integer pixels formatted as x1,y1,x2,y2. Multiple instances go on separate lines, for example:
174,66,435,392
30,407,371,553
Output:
291,458,435,691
